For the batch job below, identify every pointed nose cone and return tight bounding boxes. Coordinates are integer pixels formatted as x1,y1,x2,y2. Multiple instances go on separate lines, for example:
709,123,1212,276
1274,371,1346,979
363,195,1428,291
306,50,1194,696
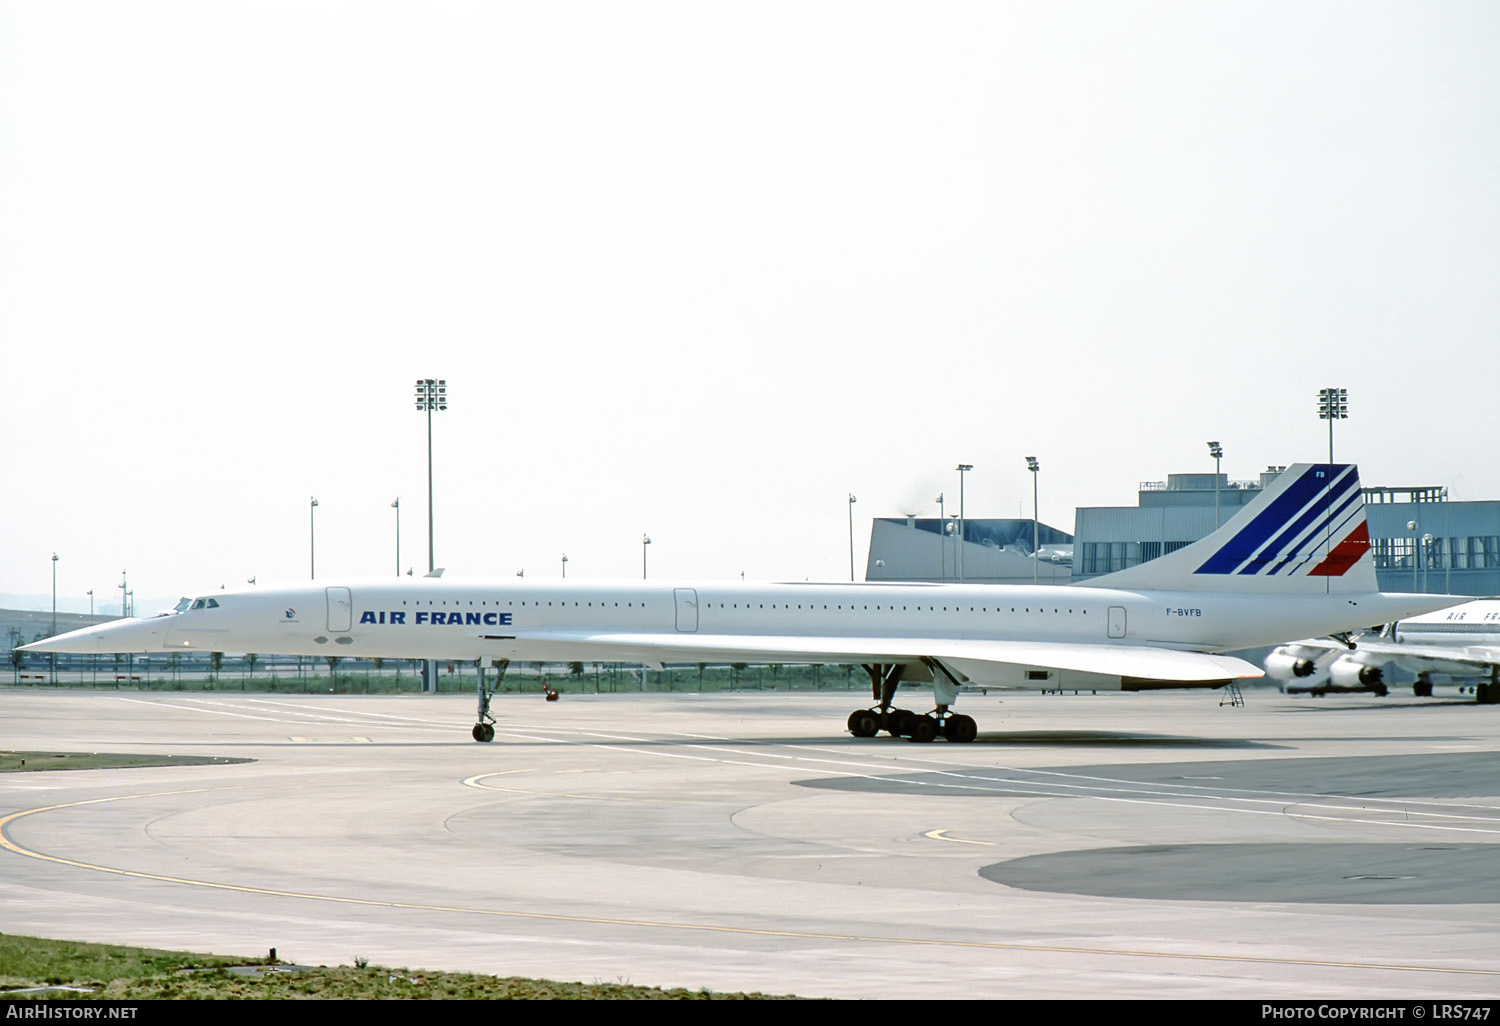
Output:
22,617,168,655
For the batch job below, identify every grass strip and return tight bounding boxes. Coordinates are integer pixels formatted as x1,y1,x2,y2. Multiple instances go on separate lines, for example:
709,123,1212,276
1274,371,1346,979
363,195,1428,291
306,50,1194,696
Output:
0,934,795,999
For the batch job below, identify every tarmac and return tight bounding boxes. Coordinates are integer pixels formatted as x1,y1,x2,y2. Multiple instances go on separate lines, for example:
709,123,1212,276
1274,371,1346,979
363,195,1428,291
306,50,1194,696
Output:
2,685,1498,1000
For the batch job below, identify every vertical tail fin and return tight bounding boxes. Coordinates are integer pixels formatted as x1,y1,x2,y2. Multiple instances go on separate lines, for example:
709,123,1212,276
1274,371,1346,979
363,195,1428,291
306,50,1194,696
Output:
1079,464,1376,594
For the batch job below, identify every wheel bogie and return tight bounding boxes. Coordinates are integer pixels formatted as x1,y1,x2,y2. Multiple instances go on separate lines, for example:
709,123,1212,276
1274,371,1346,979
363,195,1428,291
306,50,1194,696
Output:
849,707,977,742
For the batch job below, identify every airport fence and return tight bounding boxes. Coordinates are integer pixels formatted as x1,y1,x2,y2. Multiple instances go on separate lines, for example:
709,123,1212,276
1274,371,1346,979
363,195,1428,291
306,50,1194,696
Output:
5,658,866,695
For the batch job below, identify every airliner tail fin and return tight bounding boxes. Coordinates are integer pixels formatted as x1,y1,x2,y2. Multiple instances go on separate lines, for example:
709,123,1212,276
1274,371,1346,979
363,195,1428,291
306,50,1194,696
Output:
1079,463,1375,594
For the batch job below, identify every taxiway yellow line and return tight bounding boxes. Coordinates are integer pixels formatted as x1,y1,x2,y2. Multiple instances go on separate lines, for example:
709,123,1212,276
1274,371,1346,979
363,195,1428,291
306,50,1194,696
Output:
923,829,994,846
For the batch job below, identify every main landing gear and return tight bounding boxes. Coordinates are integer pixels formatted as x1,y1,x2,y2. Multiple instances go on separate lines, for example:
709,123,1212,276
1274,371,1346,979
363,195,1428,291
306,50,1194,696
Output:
847,663,977,743
1478,668,1500,706
473,658,509,743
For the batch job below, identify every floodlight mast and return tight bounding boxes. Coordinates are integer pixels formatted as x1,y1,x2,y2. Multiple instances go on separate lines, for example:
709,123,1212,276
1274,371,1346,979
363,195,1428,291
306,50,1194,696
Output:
413,379,447,697
1317,387,1348,463
414,378,448,573
1207,441,1223,527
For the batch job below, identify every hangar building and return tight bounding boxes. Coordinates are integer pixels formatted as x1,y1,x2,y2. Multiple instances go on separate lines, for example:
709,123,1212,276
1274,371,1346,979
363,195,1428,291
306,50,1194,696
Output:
864,516,1073,585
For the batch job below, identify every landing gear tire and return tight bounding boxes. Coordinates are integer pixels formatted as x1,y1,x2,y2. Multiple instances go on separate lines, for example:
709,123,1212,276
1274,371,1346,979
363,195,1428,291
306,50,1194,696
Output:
885,709,915,738
908,716,938,743
943,714,977,743
1414,680,1433,698
472,723,495,743
848,709,880,738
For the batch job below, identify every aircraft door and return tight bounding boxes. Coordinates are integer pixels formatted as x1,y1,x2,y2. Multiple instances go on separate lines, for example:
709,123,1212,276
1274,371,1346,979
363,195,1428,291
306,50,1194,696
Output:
674,588,699,632
326,587,353,633
1107,605,1127,639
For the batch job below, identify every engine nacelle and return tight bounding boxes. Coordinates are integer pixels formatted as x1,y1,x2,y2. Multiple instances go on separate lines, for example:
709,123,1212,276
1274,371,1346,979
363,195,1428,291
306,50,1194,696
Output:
1329,658,1385,690
1264,650,1318,681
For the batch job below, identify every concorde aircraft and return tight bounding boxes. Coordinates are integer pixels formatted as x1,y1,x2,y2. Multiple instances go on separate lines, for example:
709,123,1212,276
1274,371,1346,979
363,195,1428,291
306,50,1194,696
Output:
26,463,1457,743
1265,598,1500,702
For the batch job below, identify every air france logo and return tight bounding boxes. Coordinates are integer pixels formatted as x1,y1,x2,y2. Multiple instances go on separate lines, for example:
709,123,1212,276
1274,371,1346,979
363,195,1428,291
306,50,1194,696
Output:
359,610,513,627
285,608,296,619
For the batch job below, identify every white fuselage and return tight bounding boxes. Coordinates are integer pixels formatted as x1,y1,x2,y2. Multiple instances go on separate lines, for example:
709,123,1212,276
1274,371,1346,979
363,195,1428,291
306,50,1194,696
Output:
54,577,1445,672
1391,599,1500,646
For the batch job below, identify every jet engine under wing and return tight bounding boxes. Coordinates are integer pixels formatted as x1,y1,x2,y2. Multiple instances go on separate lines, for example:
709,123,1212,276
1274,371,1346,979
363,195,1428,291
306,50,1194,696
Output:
1323,638,1500,680
1265,639,1500,698
477,630,1262,691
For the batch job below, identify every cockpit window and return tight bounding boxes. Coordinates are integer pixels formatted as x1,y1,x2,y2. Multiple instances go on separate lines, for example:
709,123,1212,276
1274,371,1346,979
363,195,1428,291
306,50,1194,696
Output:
206,598,219,608
174,598,192,613
192,599,207,610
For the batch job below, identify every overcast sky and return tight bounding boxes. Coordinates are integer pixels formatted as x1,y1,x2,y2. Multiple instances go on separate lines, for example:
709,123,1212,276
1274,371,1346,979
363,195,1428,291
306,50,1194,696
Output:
3,1,1497,613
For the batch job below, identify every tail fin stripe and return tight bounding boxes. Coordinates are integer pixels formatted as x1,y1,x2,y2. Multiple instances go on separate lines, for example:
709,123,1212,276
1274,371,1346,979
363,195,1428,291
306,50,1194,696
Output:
1263,484,1365,576
1195,465,1335,574
1197,464,1350,576
1310,521,1372,576
1274,492,1368,577
1233,468,1360,576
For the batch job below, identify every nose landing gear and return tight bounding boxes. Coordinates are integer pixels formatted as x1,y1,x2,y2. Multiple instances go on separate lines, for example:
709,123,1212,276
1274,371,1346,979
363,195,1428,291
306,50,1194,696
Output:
472,658,509,743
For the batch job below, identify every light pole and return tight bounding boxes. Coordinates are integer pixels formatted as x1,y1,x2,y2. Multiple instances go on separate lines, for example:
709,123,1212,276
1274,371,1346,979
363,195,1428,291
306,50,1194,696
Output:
847,494,857,581
561,553,568,578
1408,520,1419,590
414,378,448,572
87,589,95,686
122,581,132,683
414,379,447,696
642,534,651,579
1026,456,1040,585
1207,441,1223,528
1317,387,1348,463
935,492,945,580
309,497,318,579
391,498,401,577
50,553,58,684
956,464,972,582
